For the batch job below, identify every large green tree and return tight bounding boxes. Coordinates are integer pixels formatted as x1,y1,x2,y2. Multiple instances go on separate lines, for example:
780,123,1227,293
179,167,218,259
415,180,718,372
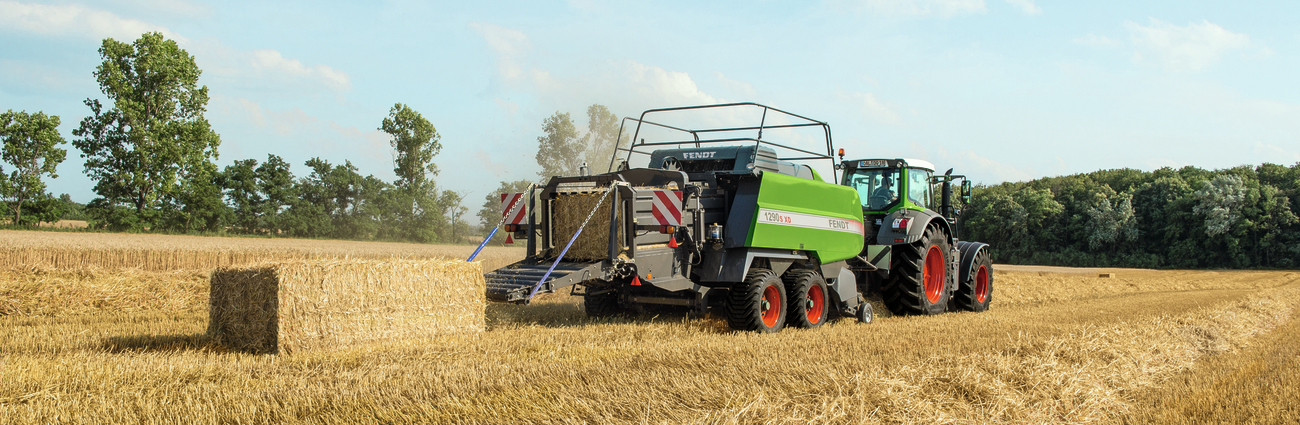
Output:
535,112,582,179
0,110,67,225
581,104,625,173
72,31,221,229
379,103,445,242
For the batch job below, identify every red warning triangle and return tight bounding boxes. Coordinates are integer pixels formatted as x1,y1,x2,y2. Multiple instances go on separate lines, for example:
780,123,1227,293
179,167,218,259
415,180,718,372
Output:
505,234,514,244
668,235,678,248
631,276,642,286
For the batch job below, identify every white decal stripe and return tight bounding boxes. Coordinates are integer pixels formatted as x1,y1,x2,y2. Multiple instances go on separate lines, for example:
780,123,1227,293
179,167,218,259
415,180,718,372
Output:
756,208,864,235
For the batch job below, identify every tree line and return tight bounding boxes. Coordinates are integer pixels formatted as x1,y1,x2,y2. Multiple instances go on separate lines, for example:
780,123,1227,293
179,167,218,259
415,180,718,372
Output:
1,31,626,245
961,164,1300,269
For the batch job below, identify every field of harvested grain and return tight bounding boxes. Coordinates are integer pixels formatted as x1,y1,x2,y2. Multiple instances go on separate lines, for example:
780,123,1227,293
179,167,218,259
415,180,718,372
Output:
1,230,1298,424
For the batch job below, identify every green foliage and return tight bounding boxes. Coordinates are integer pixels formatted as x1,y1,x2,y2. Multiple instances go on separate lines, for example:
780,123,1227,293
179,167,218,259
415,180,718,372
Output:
72,32,221,230
581,104,626,173
963,164,1300,269
535,112,582,179
379,103,445,243
0,110,68,224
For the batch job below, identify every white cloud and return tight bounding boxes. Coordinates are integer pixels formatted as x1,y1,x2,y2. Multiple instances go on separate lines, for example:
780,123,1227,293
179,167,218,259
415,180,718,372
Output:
844,91,903,125
1253,142,1300,165
1003,0,1040,15
469,21,531,82
1125,18,1255,72
0,0,183,41
1073,33,1121,47
912,143,1036,183
100,0,212,18
617,60,718,106
0,1,349,93
474,150,510,178
840,0,987,18
714,72,758,98
248,49,351,91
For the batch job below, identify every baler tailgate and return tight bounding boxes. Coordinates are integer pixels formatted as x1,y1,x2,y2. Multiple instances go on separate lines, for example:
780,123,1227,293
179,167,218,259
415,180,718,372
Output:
485,261,603,303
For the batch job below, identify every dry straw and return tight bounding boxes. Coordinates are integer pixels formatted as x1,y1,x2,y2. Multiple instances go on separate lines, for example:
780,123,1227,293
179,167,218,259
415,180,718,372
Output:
550,191,623,260
207,259,485,354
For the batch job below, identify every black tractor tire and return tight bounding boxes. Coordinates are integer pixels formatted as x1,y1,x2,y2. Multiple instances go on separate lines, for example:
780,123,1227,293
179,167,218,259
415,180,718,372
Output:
726,268,787,333
950,249,993,312
784,270,829,329
584,289,623,318
882,224,952,315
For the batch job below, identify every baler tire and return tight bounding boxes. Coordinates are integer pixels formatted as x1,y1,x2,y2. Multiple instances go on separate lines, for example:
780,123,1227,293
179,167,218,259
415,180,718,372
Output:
726,268,787,333
951,249,993,312
856,302,874,324
584,290,623,318
882,224,951,316
784,270,829,329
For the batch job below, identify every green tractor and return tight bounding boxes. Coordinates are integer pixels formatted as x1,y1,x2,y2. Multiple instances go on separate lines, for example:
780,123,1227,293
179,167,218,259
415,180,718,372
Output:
839,157,993,315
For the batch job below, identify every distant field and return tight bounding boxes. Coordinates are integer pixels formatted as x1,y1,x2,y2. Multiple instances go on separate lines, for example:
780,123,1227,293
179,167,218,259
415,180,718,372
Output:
0,232,1297,423
0,229,524,272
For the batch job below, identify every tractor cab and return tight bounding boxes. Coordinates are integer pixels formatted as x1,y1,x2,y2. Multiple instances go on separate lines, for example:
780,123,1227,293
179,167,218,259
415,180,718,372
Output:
841,158,942,214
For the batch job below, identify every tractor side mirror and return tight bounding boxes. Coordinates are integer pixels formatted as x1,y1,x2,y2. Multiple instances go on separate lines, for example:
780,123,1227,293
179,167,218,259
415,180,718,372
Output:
960,180,972,202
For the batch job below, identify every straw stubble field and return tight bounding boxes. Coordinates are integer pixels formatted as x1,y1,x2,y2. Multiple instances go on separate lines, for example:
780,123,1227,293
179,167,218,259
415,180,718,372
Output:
1,230,1298,424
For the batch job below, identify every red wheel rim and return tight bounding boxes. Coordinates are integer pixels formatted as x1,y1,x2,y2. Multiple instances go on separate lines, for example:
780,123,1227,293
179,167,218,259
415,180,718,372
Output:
975,265,989,303
761,285,781,328
923,245,945,303
806,284,825,325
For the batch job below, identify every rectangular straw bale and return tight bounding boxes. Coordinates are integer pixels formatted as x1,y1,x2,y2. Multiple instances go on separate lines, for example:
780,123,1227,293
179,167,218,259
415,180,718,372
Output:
208,259,485,354
551,191,624,260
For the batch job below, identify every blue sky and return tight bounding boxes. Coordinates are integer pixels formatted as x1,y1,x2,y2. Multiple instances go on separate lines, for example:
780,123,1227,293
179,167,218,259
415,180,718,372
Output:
2,0,1298,216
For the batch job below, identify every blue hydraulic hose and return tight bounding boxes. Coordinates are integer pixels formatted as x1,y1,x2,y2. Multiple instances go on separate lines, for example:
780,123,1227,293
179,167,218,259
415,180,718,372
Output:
527,227,583,302
466,227,499,262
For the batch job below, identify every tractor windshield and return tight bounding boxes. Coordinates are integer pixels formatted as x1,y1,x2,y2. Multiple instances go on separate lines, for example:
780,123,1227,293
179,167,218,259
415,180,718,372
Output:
847,168,900,211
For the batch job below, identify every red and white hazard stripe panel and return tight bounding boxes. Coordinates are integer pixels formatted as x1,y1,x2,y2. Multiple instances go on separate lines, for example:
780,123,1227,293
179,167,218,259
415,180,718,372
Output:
647,190,683,226
500,193,528,244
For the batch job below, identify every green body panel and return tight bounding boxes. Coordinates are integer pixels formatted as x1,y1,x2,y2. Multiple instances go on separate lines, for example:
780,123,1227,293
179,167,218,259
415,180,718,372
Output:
746,172,865,263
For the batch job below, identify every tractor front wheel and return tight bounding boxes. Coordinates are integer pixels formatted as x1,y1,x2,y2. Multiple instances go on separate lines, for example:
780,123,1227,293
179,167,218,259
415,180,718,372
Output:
726,268,787,333
882,224,951,315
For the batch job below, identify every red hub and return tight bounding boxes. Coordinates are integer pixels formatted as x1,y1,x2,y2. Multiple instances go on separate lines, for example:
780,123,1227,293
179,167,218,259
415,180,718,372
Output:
975,265,989,303
923,245,945,303
806,284,824,325
761,285,781,328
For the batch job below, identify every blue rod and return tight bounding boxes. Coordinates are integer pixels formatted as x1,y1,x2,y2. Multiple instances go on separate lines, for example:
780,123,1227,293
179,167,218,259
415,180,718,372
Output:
466,227,499,262
527,227,583,301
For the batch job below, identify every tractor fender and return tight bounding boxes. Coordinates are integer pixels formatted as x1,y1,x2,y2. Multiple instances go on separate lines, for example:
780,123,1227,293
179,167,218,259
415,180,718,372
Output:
955,241,990,284
875,209,952,246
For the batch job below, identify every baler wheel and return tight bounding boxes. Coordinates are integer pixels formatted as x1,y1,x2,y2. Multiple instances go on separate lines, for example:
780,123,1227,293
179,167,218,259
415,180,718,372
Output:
882,224,951,315
784,270,829,329
726,268,787,333
583,286,624,318
950,249,993,312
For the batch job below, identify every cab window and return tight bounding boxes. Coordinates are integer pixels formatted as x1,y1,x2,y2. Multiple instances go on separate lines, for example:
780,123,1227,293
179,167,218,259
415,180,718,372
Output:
906,168,933,210
847,168,900,211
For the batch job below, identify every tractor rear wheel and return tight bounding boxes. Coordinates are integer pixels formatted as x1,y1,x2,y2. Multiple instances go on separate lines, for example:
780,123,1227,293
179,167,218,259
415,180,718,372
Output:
882,224,951,315
950,249,993,312
726,268,787,333
583,286,623,318
784,270,829,329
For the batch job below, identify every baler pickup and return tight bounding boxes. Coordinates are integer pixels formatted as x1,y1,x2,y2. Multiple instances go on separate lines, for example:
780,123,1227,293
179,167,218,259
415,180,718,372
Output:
485,260,604,303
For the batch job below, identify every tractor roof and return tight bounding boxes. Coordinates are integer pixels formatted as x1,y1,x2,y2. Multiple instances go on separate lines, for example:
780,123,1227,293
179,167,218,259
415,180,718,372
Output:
844,158,936,172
